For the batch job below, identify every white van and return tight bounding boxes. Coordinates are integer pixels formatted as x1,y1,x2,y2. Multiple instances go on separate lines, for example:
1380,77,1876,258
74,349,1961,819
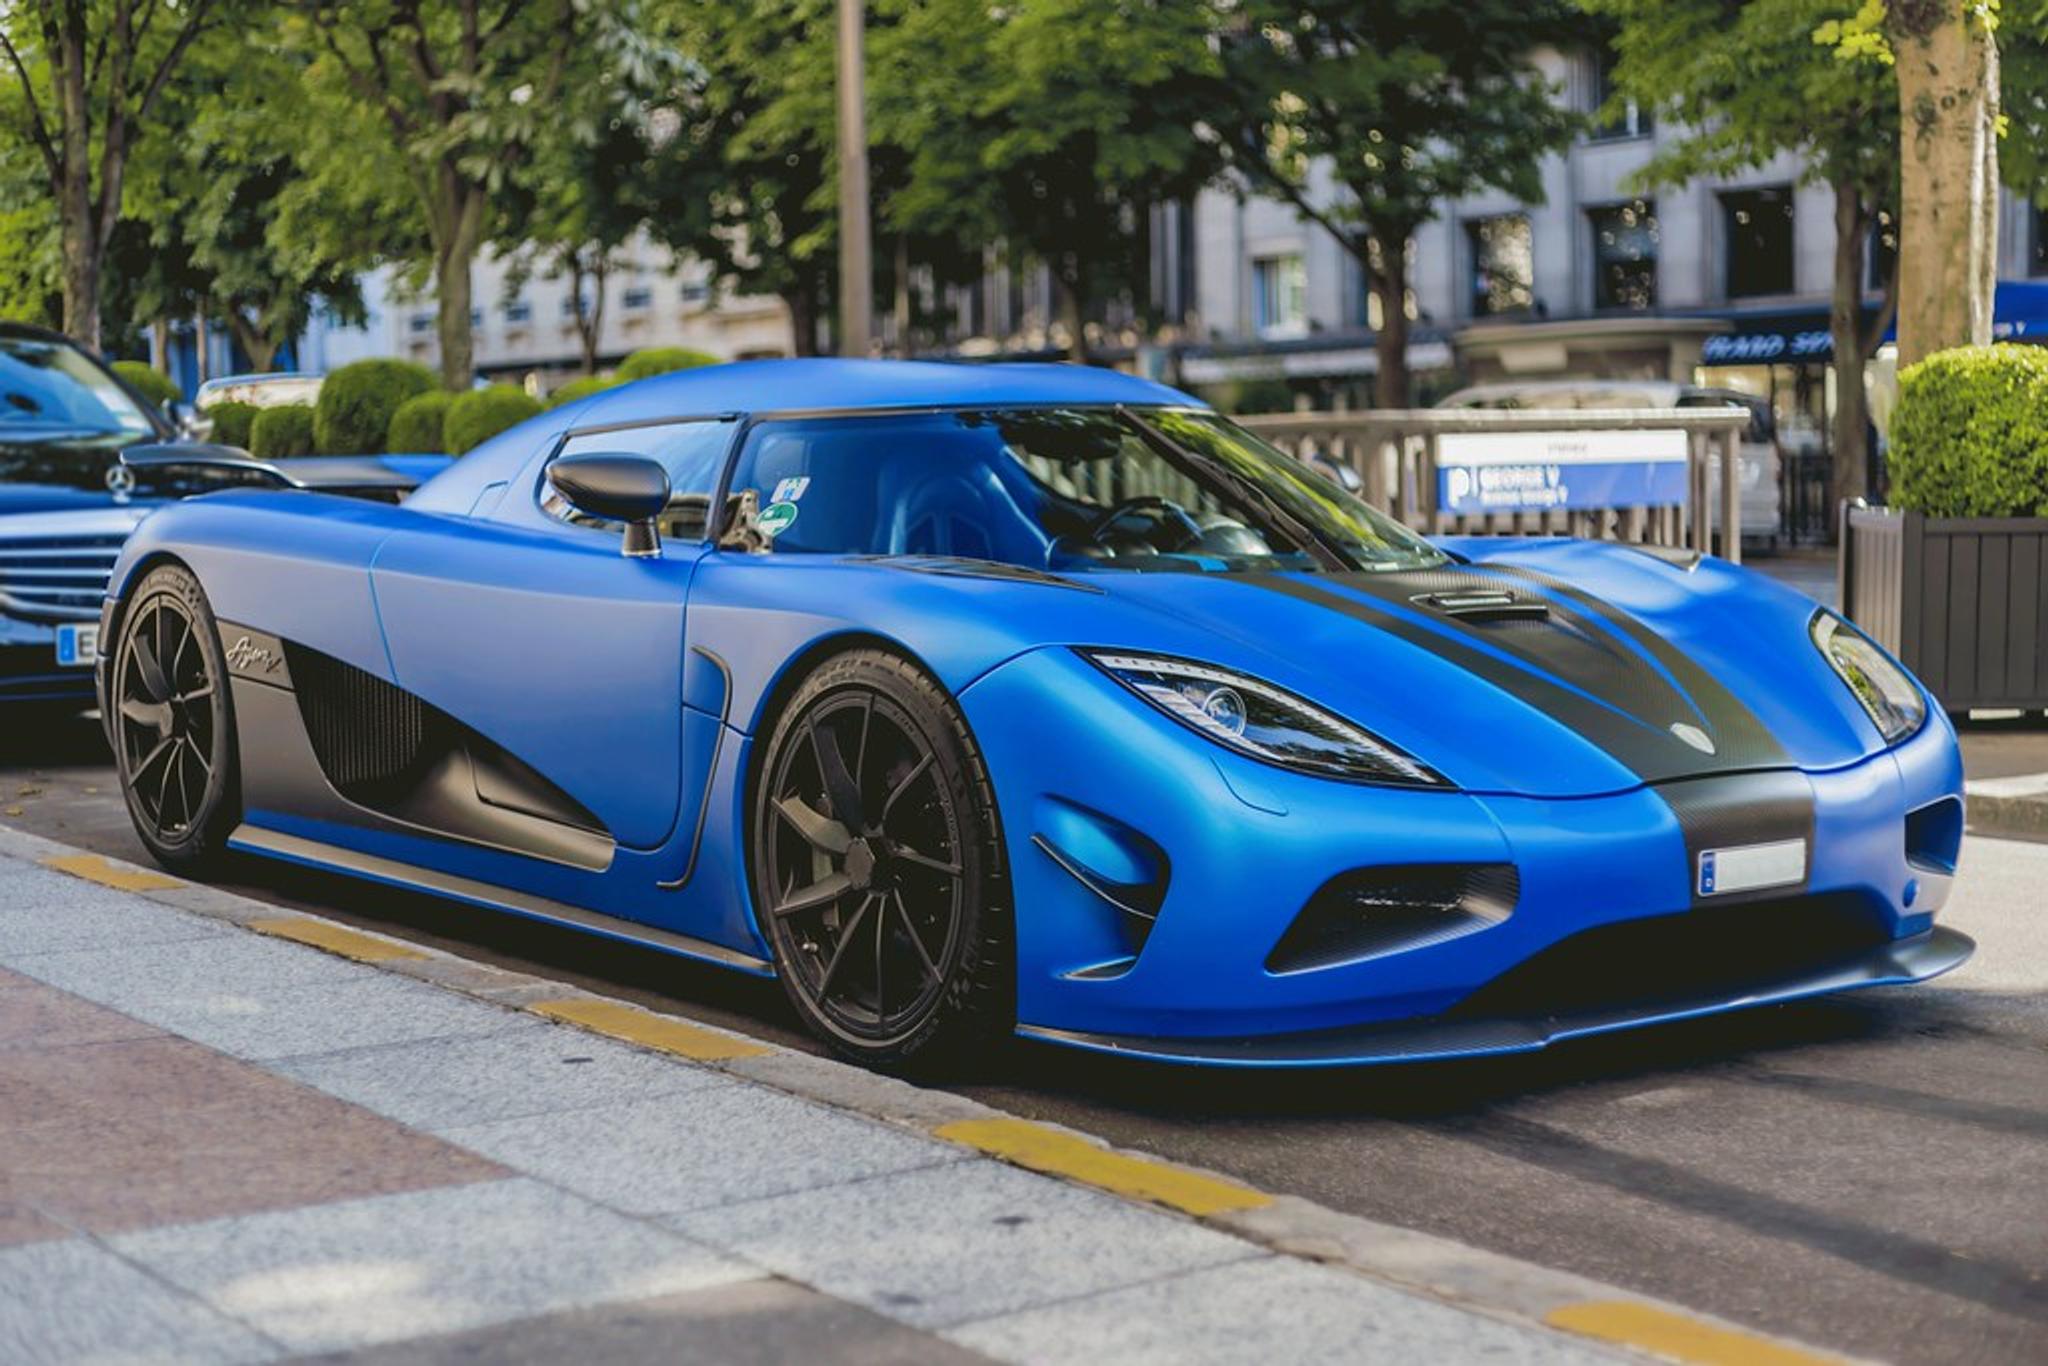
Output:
1435,379,1783,547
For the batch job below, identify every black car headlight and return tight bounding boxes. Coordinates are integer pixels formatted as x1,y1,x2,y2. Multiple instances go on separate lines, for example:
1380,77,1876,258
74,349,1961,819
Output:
1811,610,1925,743
1082,650,1444,787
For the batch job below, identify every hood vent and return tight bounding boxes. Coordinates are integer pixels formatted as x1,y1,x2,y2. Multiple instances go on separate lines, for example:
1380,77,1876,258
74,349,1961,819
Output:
1412,589,1550,623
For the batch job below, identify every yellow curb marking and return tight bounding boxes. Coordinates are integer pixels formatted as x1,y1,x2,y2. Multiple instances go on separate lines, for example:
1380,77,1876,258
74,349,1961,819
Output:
935,1117,1271,1217
41,853,183,893
532,998,773,1062
248,916,427,963
1545,1302,1836,1366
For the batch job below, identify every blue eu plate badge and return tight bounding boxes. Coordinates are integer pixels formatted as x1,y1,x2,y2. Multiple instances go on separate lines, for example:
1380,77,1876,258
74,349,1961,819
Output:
55,623,97,668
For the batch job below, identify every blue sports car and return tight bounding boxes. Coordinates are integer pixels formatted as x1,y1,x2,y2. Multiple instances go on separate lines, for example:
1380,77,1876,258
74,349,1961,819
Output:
97,359,1971,1069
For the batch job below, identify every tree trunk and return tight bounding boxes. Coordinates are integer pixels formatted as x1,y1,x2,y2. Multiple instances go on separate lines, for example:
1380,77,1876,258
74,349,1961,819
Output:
1367,240,1412,410
784,283,819,357
431,177,486,388
222,309,280,375
1828,181,1871,507
1055,255,1089,364
1890,0,2000,365
893,236,912,356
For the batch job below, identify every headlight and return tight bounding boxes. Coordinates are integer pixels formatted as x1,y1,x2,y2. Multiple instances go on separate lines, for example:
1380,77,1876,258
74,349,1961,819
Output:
1811,611,1925,743
1082,650,1444,787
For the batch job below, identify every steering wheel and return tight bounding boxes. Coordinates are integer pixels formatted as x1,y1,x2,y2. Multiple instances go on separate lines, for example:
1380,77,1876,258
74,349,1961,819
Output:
1090,495,1203,553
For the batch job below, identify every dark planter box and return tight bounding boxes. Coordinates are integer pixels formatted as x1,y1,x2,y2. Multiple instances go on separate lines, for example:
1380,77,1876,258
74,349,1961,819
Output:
1840,504,2048,711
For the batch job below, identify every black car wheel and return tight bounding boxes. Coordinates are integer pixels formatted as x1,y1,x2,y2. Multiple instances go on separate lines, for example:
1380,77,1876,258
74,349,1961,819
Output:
752,649,1011,1070
112,563,239,873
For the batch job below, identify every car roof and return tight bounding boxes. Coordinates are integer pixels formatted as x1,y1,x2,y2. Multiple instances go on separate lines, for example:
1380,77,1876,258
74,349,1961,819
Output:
576,357,1201,426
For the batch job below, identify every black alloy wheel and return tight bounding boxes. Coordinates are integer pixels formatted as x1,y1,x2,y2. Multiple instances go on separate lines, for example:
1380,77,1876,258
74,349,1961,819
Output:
753,649,1010,1070
112,563,239,872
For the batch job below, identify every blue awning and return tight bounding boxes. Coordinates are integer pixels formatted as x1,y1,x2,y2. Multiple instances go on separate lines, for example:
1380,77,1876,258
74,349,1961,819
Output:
1699,281,2048,365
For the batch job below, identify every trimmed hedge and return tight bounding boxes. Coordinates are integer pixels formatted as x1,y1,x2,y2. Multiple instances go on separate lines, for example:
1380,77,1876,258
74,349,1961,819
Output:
206,400,259,451
313,358,435,455
444,385,543,455
386,390,454,454
112,360,180,408
249,403,316,459
1889,345,2048,517
615,347,718,383
548,373,618,408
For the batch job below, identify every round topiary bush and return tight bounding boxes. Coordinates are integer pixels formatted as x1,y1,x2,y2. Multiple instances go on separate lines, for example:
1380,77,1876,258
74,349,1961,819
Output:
547,373,618,408
444,385,543,455
249,403,316,460
386,389,455,454
614,347,718,383
205,400,259,450
313,358,436,455
112,360,180,409
1888,345,2048,517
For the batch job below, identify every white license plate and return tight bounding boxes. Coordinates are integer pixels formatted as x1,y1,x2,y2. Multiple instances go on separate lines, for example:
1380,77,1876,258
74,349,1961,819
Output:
1698,838,1807,897
54,623,98,668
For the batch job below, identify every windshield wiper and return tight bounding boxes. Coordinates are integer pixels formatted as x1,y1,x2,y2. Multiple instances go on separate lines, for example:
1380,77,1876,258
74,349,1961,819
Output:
1116,407,1349,572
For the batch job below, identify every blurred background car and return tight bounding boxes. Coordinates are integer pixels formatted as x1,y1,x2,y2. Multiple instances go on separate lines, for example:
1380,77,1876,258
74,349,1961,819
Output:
194,372,323,413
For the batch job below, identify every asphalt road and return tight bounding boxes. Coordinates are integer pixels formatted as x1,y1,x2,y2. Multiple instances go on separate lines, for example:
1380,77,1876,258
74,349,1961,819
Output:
6,713,2046,1365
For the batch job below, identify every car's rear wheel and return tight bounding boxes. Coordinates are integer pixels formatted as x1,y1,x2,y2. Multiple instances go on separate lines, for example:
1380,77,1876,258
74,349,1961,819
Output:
111,563,239,874
752,649,1011,1071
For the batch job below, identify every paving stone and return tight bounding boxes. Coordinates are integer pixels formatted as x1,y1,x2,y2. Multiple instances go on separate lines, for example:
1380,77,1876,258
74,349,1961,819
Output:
296,1277,994,1366
0,861,231,956
441,1083,962,1217
0,1236,276,1365
2,1032,501,1235
945,1249,1609,1365
669,1159,1259,1330
0,980,159,1051
276,1021,725,1133
111,1178,758,1356
11,935,525,1062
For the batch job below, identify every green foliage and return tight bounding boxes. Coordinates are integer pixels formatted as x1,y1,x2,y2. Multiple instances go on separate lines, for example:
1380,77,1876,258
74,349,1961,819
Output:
548,374,618,408
313,359,436,456
1888,346,2048,516
206,400,260,450
615,348,719,383
443,385,543,455
386,390,456,454
112,361,179,408
2004,1,2048,201
249,403,317,460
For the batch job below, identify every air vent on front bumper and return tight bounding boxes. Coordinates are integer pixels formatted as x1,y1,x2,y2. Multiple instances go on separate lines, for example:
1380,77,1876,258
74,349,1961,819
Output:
0,531,126,622
1266,864,1519,974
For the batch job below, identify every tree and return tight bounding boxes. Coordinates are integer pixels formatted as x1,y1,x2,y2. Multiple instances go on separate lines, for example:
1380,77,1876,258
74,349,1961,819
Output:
1210,1,1588,407
0,0,228,349
1884,0,2000,363
873,0,1228,361
289,0,656,386
1588,0,1900,504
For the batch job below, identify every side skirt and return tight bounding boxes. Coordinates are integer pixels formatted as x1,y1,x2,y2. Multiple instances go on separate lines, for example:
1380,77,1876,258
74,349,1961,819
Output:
227,824,775,977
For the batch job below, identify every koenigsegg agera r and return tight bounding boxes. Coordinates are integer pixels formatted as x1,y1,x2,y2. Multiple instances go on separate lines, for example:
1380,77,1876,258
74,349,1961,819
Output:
98,360,1971,1068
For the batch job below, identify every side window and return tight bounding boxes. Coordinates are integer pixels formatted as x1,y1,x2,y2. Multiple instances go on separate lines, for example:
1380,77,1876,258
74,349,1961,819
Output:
540,418,735,540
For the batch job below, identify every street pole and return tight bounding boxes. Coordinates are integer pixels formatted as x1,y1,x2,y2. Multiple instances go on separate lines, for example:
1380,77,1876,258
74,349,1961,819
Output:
836,0,873,357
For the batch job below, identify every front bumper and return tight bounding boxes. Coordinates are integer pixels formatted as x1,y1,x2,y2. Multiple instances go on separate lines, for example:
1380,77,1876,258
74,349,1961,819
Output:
0,616,97,705
961,647,1967,1059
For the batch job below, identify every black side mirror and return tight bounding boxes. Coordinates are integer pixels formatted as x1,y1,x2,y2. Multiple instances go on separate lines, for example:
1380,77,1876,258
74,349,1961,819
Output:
547,452,671,558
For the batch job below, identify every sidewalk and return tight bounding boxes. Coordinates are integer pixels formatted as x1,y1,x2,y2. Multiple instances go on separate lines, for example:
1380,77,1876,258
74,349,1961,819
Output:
1,825,1873,1366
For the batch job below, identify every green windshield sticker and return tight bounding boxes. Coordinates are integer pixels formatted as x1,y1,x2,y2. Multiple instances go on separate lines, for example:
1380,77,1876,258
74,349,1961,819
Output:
758,500,800,537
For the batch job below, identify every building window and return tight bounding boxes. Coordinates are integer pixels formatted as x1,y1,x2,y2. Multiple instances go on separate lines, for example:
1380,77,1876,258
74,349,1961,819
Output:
1590,48,1652,141
1465,215,1534,317
622,285,653,310
1589,199,1659,311
2032,205,2048,278
680,279,712,306
504,300,532,324
408,313,434,334
468,307,484,328
1252,253,1307,336
1867,210,1899,292
1721,186,1795,298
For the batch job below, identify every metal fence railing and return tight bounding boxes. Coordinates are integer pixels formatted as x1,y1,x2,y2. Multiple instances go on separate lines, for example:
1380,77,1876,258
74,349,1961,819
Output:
1238,407,1753,563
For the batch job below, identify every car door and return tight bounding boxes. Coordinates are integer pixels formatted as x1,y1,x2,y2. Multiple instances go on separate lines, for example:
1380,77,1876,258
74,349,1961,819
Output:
370,417,738,854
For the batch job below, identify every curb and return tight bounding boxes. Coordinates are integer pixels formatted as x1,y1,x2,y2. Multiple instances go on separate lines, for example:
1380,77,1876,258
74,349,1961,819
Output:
1965,774,2048,841
4,822,1865,1366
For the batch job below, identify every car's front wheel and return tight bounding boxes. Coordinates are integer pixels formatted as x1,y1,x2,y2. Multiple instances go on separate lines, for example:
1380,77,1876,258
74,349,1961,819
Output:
751,649,1011,1071
111,563,239,873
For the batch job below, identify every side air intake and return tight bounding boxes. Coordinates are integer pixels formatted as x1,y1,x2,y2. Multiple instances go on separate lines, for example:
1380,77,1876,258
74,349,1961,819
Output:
286,645,428,800
1266,864,1518,975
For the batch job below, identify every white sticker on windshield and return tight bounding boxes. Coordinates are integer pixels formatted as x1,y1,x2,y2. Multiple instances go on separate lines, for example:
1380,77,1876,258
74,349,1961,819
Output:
771,476,812,504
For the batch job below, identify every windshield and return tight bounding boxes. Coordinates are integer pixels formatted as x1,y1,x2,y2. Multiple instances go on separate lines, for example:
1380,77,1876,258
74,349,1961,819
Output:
0,335,156,436
724,406,1447,574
